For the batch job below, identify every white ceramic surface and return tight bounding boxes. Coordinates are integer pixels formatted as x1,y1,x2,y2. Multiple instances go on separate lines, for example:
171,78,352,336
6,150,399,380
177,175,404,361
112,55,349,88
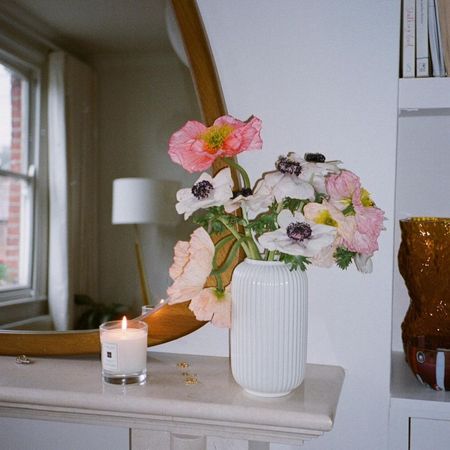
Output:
231,259,308,397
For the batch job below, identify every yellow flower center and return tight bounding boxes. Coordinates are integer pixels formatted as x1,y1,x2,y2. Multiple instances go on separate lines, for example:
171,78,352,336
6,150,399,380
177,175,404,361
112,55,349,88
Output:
201,124,233,154
360,188,374,207
315,210,338,227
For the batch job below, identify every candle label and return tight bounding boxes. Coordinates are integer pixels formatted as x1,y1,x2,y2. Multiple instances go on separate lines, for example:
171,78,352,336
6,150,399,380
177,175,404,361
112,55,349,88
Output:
102,342,119,371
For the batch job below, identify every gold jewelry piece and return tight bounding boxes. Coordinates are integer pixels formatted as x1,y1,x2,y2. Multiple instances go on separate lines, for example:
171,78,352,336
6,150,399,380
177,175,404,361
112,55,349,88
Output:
15,355,31,365
184,375,198,385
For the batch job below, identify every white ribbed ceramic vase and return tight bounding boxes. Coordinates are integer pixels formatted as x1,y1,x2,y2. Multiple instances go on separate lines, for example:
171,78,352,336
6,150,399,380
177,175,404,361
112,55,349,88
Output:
230,259,308,397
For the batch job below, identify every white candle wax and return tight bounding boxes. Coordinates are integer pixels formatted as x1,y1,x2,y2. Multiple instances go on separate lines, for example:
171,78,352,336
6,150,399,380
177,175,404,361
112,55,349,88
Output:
100,324,147,374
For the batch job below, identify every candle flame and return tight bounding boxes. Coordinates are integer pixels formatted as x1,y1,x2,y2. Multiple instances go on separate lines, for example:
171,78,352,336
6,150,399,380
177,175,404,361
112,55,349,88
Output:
121,316,127,330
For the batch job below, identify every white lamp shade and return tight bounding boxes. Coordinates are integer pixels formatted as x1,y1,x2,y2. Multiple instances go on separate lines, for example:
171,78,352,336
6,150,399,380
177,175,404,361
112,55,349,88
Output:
112,178,180,225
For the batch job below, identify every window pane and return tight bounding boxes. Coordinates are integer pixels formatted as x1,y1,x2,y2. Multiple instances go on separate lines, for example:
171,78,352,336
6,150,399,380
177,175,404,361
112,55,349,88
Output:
0,63,29,174
0,176,32,291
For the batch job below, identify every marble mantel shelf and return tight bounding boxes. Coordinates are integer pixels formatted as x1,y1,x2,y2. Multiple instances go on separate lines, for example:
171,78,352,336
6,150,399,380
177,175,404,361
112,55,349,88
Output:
0,352,345,447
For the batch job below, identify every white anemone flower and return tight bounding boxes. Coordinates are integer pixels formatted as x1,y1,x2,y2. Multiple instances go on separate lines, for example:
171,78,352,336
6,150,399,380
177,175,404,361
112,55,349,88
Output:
175,167,233,219
258,209,336,257
259,171,315,202
224,178,273,214
278,152,341,195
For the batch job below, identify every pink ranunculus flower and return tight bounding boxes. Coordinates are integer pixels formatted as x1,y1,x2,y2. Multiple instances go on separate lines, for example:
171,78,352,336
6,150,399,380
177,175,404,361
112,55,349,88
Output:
168,115,263,173
189,286,231,328
326,169,362,210
326,169,385,255
348,204,385,254
167,227,215,304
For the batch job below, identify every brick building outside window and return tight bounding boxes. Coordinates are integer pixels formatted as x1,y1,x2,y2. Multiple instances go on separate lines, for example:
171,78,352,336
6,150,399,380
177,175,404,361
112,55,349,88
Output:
0,62,33,294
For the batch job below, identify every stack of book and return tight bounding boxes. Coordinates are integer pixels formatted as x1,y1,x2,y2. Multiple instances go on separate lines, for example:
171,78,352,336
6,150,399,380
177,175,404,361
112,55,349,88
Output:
402,0,450,77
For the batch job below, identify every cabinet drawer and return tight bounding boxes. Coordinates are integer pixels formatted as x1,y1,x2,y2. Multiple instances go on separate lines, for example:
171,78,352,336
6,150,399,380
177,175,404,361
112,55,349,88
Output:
0,417,129,450
410,418,450,450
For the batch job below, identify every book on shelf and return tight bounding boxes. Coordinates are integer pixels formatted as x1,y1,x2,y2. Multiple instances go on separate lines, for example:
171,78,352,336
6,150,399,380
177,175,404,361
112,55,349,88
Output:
438,0,450,75
429,0,446,76
402,0,416,77
416,0,429,76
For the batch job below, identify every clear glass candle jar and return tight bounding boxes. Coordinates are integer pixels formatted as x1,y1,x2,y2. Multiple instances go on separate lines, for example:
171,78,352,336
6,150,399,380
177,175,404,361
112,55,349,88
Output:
100,318,148,385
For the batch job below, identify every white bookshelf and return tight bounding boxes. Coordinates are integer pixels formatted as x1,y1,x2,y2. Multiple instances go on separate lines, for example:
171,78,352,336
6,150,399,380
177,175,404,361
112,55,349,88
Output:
391,74,450,449
399,77,450,111
391,352,450,405
390,352,450,450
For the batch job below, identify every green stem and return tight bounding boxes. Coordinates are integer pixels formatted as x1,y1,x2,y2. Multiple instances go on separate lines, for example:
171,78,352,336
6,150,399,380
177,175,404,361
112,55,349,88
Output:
214,274,223,292
212,234,235,271
240,207,262,261
218,217,251,256
223,157,251,189
211,239,243,275
245,235,262,260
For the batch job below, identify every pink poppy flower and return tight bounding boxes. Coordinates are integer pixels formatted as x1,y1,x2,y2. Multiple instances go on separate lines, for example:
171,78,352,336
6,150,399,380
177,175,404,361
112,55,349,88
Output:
303,200,355,244
326,169,362,210
348,205,385,254
167,227,215,304
189,286,231,328
168,115,263,173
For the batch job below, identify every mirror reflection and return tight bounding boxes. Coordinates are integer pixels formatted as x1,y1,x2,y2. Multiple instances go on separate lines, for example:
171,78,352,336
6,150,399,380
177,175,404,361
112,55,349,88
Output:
1,0,200,331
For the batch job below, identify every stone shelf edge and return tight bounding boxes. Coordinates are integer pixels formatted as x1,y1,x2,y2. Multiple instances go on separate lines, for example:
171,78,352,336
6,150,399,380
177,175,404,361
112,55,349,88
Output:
0,352,345,446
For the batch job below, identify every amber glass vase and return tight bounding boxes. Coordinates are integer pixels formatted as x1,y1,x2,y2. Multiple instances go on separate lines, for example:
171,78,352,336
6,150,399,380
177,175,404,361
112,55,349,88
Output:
398,217,450,390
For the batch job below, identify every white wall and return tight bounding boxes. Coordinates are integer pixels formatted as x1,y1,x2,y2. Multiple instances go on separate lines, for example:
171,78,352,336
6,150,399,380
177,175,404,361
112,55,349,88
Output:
94,52,200,312
194,1,400,449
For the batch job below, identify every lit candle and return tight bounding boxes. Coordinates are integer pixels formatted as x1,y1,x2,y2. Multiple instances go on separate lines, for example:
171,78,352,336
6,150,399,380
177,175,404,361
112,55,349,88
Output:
100,317,148,385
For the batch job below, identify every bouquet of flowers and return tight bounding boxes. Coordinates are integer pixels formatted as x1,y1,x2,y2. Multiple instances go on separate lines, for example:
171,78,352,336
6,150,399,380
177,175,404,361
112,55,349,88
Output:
165,115,385,328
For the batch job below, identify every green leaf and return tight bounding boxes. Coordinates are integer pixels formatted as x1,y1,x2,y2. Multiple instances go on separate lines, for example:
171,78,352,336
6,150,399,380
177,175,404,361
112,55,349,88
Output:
193,206,241,236
314,192,327,203
282,197,307,213
279,254,311,271
334,246,356,270
247,202,278,236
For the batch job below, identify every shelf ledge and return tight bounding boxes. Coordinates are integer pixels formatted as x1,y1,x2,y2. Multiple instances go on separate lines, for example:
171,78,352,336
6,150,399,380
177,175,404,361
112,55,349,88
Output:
399,78,450,111
0,352,345,446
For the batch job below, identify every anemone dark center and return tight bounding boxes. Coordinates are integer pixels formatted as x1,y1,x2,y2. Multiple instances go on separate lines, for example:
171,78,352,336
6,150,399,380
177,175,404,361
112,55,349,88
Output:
275,156,302,176
304,152,326,163
286,222,312,241
234,188,253,197
192,180,214,199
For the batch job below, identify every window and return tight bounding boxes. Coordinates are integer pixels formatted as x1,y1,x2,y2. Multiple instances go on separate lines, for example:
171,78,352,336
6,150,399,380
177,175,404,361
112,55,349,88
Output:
0,56,40,302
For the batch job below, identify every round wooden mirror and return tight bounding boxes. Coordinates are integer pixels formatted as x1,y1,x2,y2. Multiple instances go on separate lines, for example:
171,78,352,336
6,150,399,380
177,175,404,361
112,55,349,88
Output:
0,0,241,356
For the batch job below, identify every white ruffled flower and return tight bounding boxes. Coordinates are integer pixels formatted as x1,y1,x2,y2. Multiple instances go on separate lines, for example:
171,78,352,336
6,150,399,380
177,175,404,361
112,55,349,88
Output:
258,209,336,257
175,168,233,219
354,253,373,273
279,152,341,194
224,178,273,214
258,171,315,202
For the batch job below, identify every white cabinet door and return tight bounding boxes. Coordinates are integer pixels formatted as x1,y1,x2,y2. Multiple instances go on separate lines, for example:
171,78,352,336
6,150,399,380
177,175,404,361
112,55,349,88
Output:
410,418,450,450
0,417,129,450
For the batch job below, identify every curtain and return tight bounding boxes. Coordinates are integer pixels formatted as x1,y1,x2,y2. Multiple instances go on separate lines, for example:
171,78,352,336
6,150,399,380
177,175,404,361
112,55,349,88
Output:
48,51,98,330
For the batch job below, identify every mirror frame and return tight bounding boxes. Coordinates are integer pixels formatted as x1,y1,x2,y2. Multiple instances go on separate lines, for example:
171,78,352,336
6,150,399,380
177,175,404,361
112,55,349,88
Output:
0,0,241,356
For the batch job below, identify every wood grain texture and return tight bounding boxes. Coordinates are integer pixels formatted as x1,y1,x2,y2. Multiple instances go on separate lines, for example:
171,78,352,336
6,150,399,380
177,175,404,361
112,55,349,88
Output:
0,0,244,356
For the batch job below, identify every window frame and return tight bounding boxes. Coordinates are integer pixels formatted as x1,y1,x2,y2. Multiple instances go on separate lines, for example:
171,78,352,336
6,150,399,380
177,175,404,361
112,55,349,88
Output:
0,35,48,322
